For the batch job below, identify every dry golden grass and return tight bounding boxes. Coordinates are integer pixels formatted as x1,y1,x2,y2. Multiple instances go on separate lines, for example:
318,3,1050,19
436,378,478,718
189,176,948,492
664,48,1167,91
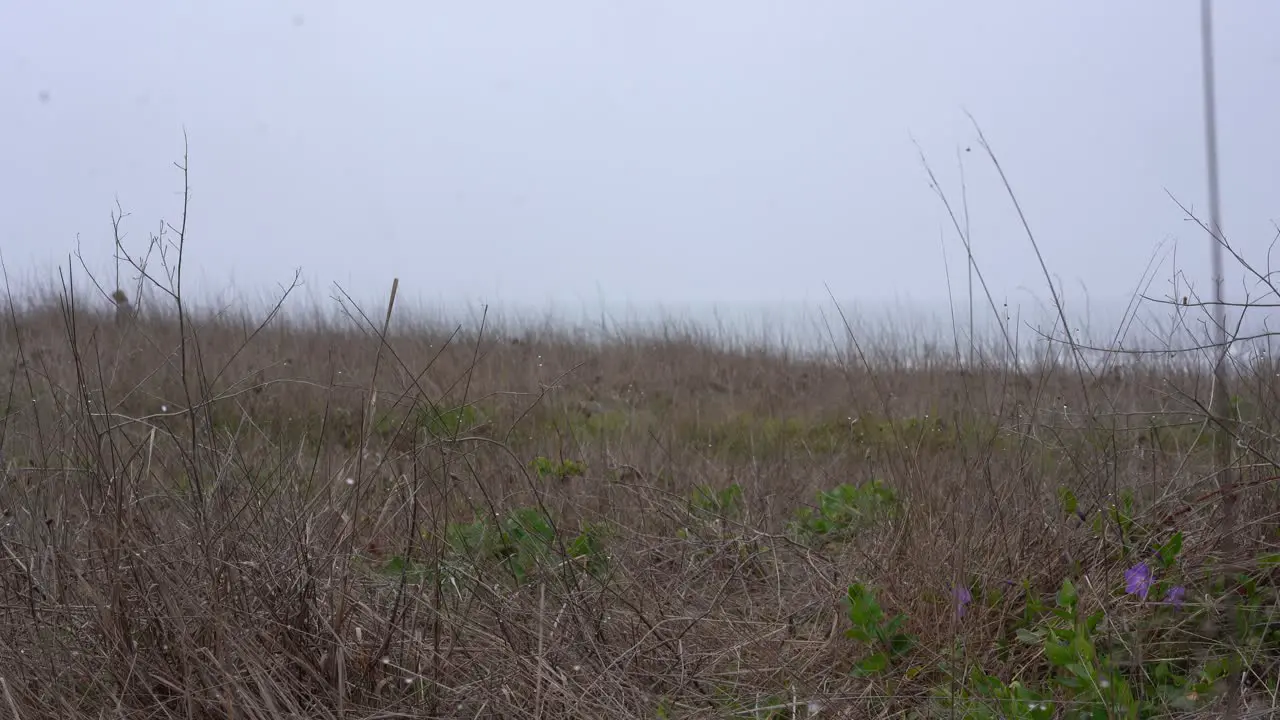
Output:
1,269,1278,719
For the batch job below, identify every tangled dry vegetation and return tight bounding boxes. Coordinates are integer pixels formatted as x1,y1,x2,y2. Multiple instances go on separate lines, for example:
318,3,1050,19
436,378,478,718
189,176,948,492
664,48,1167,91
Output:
1,277,1279,719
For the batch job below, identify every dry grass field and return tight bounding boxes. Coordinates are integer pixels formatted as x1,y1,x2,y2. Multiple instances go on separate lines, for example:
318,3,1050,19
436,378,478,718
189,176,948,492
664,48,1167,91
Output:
2,266,1279,720
3,153,1280,720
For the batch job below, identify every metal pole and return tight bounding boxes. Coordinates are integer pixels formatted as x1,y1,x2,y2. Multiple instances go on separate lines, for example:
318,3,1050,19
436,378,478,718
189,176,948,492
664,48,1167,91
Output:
1201,2,1226,339
1200,0,1241,714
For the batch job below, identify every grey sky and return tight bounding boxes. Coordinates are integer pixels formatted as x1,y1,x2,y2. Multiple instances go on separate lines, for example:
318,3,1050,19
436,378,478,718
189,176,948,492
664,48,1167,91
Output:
3,2,1278,337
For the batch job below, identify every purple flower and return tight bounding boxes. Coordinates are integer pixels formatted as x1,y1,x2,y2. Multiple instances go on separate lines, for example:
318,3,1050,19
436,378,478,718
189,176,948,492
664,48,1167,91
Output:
953,586,973,617
1164,585,1187,610
1125,562,1154,600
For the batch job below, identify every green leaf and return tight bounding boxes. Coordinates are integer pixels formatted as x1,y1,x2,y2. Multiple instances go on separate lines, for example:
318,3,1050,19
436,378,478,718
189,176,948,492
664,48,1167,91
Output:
1066,662,1092,681
884,613,907,636
969,667,1001,695
888,633,915,656
1057,578,1078,609
845,583,884,629
1058,486,1078,515
1091,513,1106,535
1044,639,1075,667
1120,489,1135,515
1054,674,1086,691
1085,610,1105,635
1072,631,1095,663
1202,656,1231,682
854,651,890,676
1157,531,1184,568
1015,628,1043,644
844,626,873,642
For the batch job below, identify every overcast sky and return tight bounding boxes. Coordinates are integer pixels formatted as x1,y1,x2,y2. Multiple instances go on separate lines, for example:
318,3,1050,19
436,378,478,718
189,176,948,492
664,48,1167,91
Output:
3,2,1278,339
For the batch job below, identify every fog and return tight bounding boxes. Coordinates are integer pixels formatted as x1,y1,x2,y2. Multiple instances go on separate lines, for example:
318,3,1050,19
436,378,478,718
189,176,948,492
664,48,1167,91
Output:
3,2,1278,355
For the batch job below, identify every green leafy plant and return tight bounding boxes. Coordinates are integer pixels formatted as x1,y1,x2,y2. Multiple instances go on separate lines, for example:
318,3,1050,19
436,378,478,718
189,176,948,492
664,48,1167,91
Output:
1037,579,1139,718
931,668,1054,720
1155,531,1183,570
567,521,612,577
688,482,744,520
1057,485,1078,517
947,531,1238,720
530,455,587,481
1089,488,1137,555
417,403,482,439
445,506,607,586
844,583,916,676
789,480,897,546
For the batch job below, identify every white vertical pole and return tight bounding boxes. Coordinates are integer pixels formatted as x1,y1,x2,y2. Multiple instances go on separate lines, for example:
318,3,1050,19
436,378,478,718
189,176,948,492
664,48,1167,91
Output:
1200,1,1241,715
